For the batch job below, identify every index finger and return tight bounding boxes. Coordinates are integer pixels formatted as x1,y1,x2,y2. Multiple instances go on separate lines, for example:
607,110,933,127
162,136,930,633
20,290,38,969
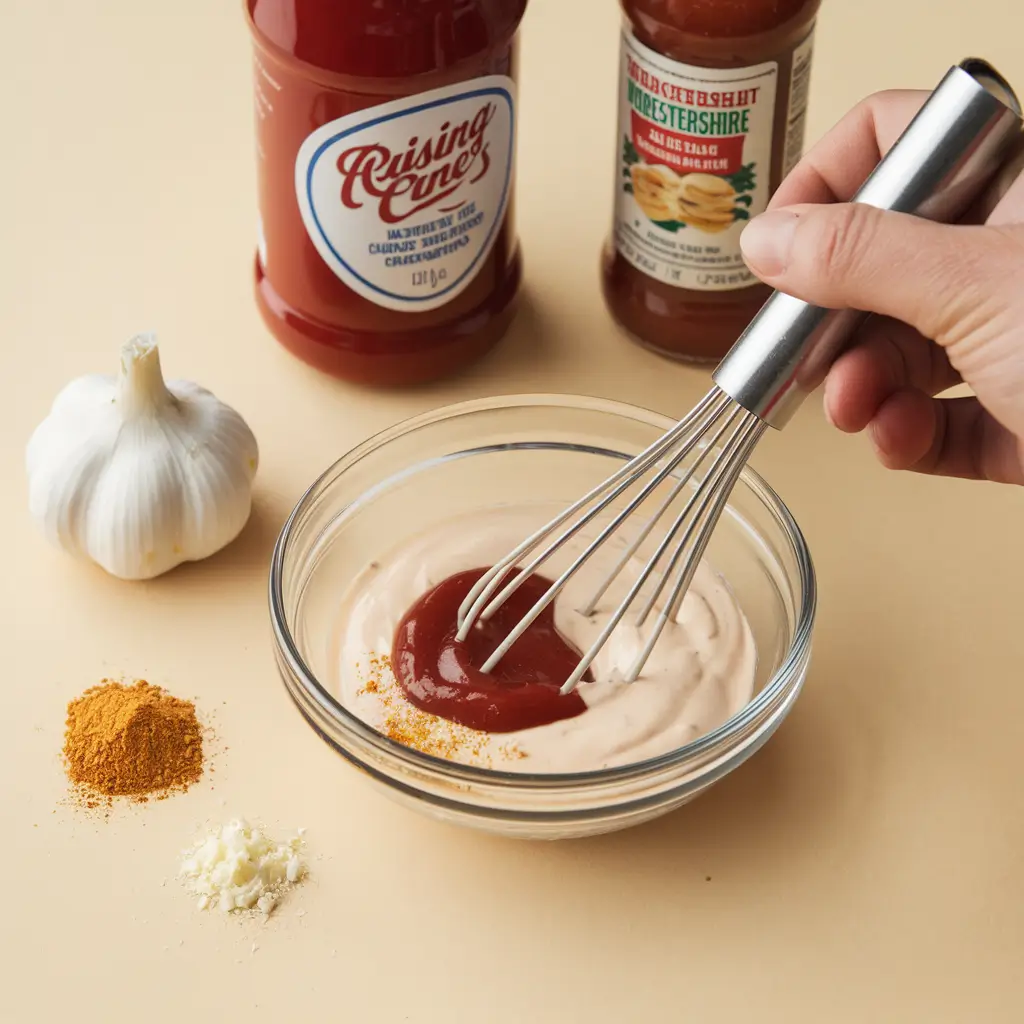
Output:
770,90,929,208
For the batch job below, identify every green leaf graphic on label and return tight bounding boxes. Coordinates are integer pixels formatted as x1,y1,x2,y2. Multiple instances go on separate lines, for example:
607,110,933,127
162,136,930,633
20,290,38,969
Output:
651,219,686,232
723,162,757,223
623,137,643,198
725,162,757,194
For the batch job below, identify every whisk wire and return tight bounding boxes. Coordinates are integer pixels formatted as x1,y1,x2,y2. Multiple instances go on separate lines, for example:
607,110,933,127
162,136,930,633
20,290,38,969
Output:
624,415,766,683
471,398,735,675
633,411,762,628
455,389,724,639
454,386,768,694
473,393,733,632
558,406,761,694
578,395,741,617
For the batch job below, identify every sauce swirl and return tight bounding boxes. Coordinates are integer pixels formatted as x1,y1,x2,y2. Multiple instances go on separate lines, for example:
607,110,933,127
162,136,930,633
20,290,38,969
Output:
391,569,588,733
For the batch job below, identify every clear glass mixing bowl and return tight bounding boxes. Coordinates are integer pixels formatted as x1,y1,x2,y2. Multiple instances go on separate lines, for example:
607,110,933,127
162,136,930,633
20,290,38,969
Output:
270,395,815,839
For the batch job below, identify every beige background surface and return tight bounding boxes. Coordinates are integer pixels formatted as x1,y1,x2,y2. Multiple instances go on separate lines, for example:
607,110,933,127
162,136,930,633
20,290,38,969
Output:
3,1,1024,1021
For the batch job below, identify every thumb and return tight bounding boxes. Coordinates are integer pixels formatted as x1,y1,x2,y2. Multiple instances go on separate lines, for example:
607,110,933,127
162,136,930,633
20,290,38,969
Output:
738,204,1018,347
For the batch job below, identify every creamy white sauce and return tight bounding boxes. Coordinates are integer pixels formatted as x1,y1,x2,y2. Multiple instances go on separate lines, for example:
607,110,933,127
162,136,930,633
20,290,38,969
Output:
333,507,756,773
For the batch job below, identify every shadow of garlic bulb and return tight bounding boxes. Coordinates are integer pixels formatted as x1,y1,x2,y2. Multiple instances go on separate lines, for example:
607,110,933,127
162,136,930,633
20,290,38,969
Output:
26,333,259,580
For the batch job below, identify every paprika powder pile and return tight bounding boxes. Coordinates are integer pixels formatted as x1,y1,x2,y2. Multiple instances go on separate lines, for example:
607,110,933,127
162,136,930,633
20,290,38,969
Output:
63,680,204,802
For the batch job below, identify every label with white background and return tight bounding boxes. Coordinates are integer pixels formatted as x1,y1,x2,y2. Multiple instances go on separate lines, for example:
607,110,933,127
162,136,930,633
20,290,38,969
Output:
613,29,778,291
295,76,515,312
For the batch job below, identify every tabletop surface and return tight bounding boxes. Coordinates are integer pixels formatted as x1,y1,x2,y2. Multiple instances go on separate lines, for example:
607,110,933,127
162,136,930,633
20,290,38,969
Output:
4,2,1024,1021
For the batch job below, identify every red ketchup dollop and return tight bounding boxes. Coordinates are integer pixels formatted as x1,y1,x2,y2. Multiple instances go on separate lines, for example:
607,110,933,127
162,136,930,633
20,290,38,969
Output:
391,569,589,733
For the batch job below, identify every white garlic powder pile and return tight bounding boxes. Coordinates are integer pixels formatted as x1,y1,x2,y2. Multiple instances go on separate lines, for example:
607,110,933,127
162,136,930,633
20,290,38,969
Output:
180,819,306,914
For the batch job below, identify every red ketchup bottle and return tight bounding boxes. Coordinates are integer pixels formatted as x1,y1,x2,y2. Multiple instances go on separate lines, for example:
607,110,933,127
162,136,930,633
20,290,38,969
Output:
245,1,527,386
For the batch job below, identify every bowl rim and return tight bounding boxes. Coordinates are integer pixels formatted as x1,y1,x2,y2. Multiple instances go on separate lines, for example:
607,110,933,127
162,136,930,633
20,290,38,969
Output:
269,392,816,788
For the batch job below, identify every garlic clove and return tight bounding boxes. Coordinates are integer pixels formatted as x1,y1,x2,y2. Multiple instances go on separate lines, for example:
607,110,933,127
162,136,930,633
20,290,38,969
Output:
84,421,189,580
27,375,121,556
167,393,256,569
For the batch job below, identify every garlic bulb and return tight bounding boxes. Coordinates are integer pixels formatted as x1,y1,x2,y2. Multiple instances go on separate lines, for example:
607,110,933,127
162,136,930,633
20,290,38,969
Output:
26,334,259,580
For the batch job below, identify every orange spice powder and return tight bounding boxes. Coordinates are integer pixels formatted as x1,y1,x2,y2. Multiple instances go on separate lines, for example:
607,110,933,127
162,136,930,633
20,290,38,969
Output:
63,679,204,804
358,653,527,767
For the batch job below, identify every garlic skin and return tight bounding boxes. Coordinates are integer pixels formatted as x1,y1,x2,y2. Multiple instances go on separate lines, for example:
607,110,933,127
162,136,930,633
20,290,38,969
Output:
26,334,259,580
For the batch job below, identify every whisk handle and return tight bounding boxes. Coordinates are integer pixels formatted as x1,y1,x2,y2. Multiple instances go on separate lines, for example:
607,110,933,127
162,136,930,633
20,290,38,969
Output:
712,58,1023,429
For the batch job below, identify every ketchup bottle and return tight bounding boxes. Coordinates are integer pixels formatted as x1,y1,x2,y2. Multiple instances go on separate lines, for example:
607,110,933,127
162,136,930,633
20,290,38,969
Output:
246,1,527,386
602,0,821,364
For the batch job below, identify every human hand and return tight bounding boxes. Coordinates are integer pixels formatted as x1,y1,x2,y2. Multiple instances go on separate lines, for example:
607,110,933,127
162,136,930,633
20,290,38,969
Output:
739,90,1024,484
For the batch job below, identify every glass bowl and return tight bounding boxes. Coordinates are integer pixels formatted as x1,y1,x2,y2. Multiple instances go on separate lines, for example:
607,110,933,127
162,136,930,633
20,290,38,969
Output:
270,394,815,840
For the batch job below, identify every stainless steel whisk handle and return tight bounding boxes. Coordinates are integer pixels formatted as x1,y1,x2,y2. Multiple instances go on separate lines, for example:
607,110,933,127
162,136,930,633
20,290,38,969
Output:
713,58,1024,429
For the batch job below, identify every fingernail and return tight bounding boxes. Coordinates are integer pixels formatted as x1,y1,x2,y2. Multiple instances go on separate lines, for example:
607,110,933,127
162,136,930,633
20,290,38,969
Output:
740,210,799,276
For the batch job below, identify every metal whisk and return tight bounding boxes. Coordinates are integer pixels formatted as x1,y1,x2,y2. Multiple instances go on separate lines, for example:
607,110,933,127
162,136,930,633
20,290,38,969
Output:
457,58,1022,693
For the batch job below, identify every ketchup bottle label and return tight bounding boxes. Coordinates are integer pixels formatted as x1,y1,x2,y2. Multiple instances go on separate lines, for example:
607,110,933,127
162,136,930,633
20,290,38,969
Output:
295,76,516,313
613,30,791,292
